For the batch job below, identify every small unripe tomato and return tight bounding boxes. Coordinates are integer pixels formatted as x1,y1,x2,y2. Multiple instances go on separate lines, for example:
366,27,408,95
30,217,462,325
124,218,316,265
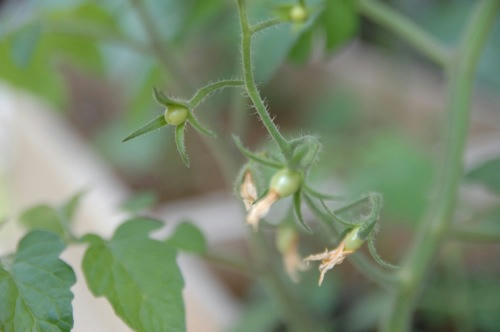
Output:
164,105,189,126
289,5,308,24
270,169,302,197
343,227,365,252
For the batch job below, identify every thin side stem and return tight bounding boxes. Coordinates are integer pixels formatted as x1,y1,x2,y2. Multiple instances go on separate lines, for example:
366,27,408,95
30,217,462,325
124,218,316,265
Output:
357,0,450,67
129,0,192,89
188,80,244,108
382,1,500,331
236,0,292,160
250,18,282,34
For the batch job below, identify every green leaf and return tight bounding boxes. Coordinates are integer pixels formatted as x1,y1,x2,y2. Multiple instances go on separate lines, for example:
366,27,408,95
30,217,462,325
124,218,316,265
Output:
166,221,207,254
175,122,190,167
321,0,359,53
188,113,216,137
122,114,167,142
19,204,66,238
82,218,185,332
466,157,500,194
293,190,311,232
0,231,76,331
120,191,158,213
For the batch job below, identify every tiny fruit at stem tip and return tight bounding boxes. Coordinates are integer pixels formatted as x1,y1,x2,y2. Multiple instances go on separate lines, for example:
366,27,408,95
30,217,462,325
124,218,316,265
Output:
164,105,189,126
270,168,302,197
246,169,302,230
289,5,308,24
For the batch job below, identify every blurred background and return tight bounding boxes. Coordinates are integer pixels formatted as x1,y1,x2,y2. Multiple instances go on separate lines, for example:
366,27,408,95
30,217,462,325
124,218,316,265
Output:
1,0,500,331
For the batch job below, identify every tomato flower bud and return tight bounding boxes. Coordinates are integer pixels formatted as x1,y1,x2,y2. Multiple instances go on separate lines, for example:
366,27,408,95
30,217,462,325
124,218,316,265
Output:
164,105,189,126
247,169,302,230
304,227,365,286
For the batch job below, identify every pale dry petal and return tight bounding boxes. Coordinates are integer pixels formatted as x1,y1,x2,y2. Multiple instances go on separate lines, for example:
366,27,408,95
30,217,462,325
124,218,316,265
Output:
246,190,279,230
240,171,258,211
304,241,354,286
304,248,330,262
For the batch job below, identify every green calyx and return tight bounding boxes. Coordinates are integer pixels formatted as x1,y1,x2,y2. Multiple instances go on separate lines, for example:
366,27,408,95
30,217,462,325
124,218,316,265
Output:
164,105,189,126
343,227,365,252
270,169,302,197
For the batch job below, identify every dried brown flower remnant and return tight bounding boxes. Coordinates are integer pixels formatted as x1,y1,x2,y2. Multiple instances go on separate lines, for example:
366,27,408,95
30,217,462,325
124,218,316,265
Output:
304,241,353,286
240,171,257,211
246,190,280,230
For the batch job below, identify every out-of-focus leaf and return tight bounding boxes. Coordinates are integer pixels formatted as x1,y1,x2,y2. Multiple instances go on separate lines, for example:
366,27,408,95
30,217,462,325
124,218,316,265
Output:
466,157,500,195
349,134,433,223
0,231,76,331
166,221,207,254
120,191,157,213
10,23,42,68
321,0,359,52
0,2,118,106
82,218,185,332
288,25,315,64
0,32,65,106
19,204,66,237
253,23,297,82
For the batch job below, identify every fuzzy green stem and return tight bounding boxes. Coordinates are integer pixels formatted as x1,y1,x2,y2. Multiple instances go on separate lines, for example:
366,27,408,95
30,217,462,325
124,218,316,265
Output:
188,80,244,108
236,0,292,160
250,18,282,34
357,0,450,67
382,1,500,331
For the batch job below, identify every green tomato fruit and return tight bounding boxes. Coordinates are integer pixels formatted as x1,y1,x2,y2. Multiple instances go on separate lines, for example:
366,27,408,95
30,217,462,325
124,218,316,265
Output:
270,169,302,197
164,105,189,126
289,5,308,24
343,227,365,252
